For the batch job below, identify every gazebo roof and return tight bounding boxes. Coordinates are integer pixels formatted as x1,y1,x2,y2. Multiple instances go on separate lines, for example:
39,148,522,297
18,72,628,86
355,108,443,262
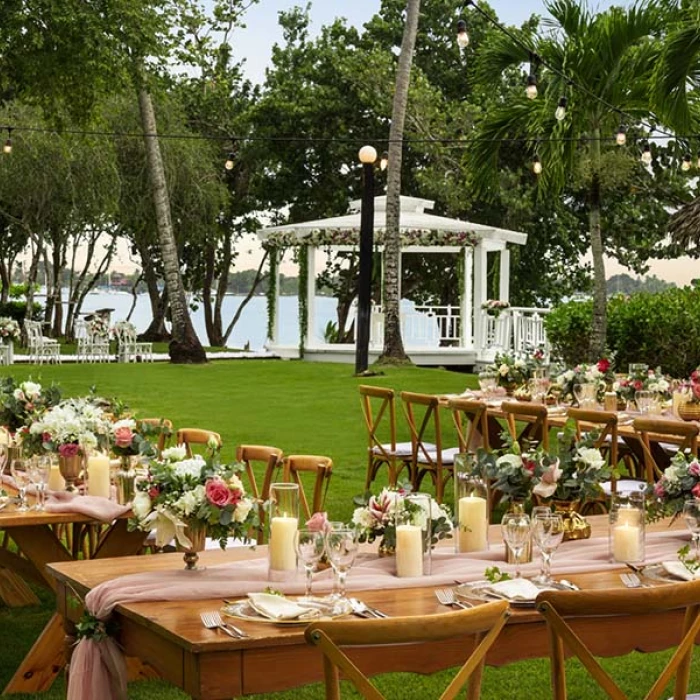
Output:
258,196,528,247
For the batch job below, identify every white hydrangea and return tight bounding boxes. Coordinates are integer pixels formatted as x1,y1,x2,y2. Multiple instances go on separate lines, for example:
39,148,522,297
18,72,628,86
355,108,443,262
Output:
576,447,606,471
663,464,681,485
173,456,206,480
174,484,206,516
161,444,188,462
352,507,375,529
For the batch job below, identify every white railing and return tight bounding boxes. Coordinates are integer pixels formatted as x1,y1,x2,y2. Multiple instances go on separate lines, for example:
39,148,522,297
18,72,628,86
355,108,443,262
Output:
480,307,551,358
370,304,461,348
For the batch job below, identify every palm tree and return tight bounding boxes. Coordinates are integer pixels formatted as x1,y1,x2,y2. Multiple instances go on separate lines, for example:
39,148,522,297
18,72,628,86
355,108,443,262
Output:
469,0,665,359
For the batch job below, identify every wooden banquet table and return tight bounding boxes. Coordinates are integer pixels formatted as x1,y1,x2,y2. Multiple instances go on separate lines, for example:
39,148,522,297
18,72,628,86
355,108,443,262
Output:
46,516,697,700
0,504,146,695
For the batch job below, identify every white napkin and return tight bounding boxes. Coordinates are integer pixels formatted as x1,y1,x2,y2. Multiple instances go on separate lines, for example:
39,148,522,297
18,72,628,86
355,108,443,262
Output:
662,561,700,581
247,593,321,620
482,578,550,602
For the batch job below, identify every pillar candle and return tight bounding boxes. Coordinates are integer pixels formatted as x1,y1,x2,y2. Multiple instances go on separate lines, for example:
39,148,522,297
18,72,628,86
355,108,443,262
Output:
616,505,640,527
458,496,488,552
612,524,642,562
396,524,423,577
269,516,298,571
47,464,65,491
87,452,111,499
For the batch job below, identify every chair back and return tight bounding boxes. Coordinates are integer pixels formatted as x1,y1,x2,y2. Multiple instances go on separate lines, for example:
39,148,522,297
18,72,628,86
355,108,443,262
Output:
449,398,491,453
502,401,550,451
633,416,699,482
305,601,509,700
175,428,222,457
138,418,173,454
282,455,333,521
537,580,700,700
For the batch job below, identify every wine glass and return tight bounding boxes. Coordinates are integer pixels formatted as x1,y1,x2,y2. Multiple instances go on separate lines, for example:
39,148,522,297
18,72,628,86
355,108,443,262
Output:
573,384,584,407
324,527,358,600
295,528,326,600
478,370,497,399
531,513,565,584
10,458,31,511
501,511,531,578
683,500,700,558
29,456,51,511
635,390,654,414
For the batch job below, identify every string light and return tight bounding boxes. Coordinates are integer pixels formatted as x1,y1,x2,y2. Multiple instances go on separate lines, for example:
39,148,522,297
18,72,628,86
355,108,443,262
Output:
456,19,469,49
525,74,538,100
532,154,542,174
380,151,389,171
682,152,692,171
224,139,236,170
641,142,652,165
2,128,12,155
554,96,567,121
696,150,700,169
615,124,627,146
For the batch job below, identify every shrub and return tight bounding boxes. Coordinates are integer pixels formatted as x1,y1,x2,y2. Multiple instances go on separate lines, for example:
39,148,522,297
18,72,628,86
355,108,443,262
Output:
545,287,700,378
0,301,42,326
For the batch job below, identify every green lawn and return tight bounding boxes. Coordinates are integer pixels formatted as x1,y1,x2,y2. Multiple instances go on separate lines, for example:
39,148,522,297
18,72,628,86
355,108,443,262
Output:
1,359,699,698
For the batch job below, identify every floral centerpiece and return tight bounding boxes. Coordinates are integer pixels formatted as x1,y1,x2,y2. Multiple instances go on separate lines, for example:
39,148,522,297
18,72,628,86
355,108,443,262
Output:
614,366,672,403
130,444,257,555
555,358,613,403
110,418,163,460
647,452,700,521
87,316,110,339
485,352,531,392
0,377,61,436
352,486,452,552
481,300,510,317
0,317,21,341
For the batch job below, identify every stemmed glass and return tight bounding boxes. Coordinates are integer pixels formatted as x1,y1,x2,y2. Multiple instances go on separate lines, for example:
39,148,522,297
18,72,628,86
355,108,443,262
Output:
531,513,565,583
295,528,326,600
635,390,654,414
29,456,51,511
682,500,700,558
10,458,31,511
324,527,358,600
501,511,531,578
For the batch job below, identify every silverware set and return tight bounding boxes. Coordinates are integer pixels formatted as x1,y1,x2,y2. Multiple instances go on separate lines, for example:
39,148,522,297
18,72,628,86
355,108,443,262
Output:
620,572,649,588
200,611,248,638
434,588,473,609
348,598,389,618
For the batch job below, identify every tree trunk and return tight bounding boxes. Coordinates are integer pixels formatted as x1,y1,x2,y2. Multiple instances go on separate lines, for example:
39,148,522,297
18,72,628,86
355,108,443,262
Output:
135,238,171,341
138,87,206,363
202,241,222,346
379,0,420,364
589,131,607,360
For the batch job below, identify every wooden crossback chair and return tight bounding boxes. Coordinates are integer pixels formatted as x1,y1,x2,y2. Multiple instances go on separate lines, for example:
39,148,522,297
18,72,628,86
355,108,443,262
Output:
305,601,510,700
359,385,414,489
138,418,173,455
633,416,700,483
401,391,459,503
537,580,700,700
236,445,283,544
502,401,550,451
450,398,497,453
176,428,222,457
282,455,333,521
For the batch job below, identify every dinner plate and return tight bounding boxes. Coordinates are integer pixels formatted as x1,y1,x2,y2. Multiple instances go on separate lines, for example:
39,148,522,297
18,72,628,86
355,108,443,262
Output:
641,563,693,584
221,599,350,625
455,580,570,608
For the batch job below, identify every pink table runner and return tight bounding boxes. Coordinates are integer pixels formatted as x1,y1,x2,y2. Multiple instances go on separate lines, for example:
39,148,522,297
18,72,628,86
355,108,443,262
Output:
67,529,690,700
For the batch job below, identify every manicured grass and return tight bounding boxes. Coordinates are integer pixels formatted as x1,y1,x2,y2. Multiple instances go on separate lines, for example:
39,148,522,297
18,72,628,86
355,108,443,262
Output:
2,359,700,698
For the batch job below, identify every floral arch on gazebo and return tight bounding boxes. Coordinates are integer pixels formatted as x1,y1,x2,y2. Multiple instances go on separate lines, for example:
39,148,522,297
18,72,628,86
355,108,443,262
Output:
258,195,543,366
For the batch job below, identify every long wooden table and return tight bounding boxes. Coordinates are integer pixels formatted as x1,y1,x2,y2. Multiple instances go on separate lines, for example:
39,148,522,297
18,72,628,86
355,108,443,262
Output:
46,517,695,700
0,505,147,694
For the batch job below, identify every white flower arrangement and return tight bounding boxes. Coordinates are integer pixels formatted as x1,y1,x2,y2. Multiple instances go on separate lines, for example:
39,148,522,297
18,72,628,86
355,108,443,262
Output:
0,317,21,340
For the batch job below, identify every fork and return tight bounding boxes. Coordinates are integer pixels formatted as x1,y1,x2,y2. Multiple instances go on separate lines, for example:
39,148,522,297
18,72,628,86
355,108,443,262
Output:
200,611,247,638
435,588,473,609
620,573,648,589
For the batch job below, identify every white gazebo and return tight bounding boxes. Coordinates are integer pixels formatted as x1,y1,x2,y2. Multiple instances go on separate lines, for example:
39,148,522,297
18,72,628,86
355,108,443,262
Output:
258,196,549,366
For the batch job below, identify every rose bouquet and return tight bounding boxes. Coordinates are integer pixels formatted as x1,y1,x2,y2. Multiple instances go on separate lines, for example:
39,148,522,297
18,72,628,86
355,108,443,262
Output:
130,444,257,549
0,377,61,435
352,486,452,551
481,300,510,317
555,359,612,403
647,452,700,521
485,352,530,390
614,366,672,403
110,418,164,459
680,367,700,405
0,317,21,340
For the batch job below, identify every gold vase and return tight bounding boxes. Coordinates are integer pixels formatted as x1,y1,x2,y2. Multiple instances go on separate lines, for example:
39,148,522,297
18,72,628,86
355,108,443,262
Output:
176,522,207,570
58,454,83,492
550,500,591,541
115,456,137,505
678,402,700,422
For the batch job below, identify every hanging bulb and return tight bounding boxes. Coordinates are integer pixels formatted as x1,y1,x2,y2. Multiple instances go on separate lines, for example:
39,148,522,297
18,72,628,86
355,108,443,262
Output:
554,96,567,121
696,150,700,169
456,19,469,49
2,128,12,155
224,151,235,170
525,74,538,100
615,124,626,146
641,142,652,165
532,155,542,175
682,153,692,172
380,151,389,171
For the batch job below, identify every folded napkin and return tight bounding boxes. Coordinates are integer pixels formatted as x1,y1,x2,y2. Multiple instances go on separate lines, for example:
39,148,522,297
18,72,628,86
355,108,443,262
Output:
247,592,321,620
45,492,130,522
662,561,700,581
480,578,550,602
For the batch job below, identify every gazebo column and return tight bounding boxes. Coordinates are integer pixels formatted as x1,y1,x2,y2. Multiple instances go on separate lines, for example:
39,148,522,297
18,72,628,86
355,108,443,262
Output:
306,246,317,349
472,242,488,351
498,246,510,302
461,246,474,349
270,248,280,346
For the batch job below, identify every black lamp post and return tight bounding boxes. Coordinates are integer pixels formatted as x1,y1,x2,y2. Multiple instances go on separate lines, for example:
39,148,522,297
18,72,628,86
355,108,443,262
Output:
355,145,377,375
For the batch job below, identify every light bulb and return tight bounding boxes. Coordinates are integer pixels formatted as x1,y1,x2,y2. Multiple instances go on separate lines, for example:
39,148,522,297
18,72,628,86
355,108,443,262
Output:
641,144,652,165
456,19,469,49
682,153,692,171
696,151,700,169
525,75,538,100
615,125,626,146
380,151,389,171
554,96,567,121
358,145,377,165
2,139,10,155
224,152,234,170
532,155,542,175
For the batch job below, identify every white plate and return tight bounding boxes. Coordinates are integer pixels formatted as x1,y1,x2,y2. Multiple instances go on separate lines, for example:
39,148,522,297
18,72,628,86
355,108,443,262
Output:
222,599,350,625
456,580,570,608
641,564,691,584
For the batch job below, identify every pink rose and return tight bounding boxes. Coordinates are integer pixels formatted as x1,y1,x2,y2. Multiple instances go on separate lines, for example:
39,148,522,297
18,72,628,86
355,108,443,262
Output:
689,461,700,477
693,384,700,401
58,443,81,458
692,483,700,499
205,478,233,507
306,511,329,532
653,482,665,498
113,426,134,449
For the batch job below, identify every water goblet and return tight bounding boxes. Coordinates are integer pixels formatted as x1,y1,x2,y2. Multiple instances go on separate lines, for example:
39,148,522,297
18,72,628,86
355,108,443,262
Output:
10,458,31,511
573,384,584,407
29,456,51,511
295,528,326,600
501,511,531,578
683,500,700,558
635,390,654,414
325,527,358,600
531,513,565,584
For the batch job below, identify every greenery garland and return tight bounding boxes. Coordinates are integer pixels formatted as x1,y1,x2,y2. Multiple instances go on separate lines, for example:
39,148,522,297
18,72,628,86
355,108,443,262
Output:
266,245,278,342
297,246,309,358
457,250,465,344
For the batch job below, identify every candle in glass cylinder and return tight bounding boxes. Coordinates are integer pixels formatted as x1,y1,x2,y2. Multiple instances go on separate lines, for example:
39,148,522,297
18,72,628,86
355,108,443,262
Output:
616,505,640,527
87,452,111,499
458,496,488,552
396,524,423,577
269,516,298,571
47,463,65,491
612,523,642,562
